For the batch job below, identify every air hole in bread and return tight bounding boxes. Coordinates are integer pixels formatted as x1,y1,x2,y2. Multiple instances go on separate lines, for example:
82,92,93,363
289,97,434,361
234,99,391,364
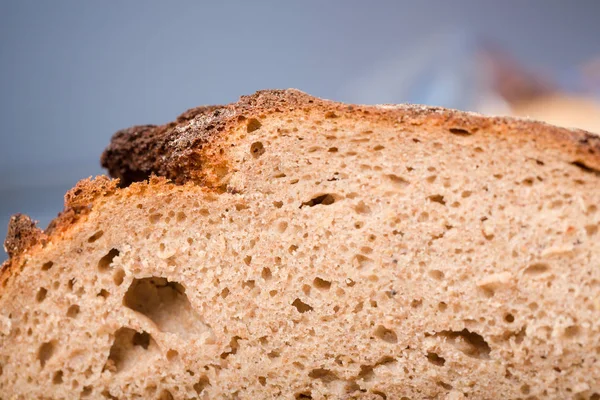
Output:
258,376,267,386
36,287,48,303
295,391,313,399
66,305,80,318
81,386,92,397
42,261,54,271
313,277,331,290
353,254,373,269
360,246,373,255
267,349,280,359
176,211,187,222
433,329,491,359
345,381,362,394
261,267,272,281
585,224,598,236
449,127,472,136
113,268,125,286
437,381,453,390
104,328,156,374
88,230,104,243
428,270,444,281
428,194,446,206
242,280,255,289
123,277,211,338
427,352,445,366
524,263,550,275
250,141,265,158
504,313,515,323
38,341,55,368
101,389,117,399
246,118,262,133
52,370,63,384
354,201,371,214
166,349,178,361
301,194,336,208
193,375,210,394
374,325,398,344
158,389,174,400
276,221,288,233
308,368,339,383
149,213,162,224
564,325,580,338
292,298,313,313
571,161,600,176
97,289,110,299
358,356,395,382
426,175,437,183
98,249,119,272
301,284,311,295
522,177,535,186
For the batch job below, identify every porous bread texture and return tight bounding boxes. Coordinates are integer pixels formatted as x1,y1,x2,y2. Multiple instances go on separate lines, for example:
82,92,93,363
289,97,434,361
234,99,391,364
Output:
0,89,599,400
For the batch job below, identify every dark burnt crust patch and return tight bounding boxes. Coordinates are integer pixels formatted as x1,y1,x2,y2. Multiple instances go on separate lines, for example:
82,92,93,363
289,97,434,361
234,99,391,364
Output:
100,105,231,187
100,90,324,188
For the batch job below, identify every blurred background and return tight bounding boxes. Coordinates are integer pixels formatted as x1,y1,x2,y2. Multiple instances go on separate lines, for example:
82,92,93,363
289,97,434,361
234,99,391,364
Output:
1,0,600,260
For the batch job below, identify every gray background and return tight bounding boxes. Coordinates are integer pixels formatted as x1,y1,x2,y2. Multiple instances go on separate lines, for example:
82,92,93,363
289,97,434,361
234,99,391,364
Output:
1,0,599,260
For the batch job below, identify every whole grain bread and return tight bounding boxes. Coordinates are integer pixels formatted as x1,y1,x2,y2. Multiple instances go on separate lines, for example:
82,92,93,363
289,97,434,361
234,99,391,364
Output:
1,89,599,399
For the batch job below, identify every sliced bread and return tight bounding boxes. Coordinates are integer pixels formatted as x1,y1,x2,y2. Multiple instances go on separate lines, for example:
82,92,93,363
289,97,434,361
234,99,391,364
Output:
1,89,599,399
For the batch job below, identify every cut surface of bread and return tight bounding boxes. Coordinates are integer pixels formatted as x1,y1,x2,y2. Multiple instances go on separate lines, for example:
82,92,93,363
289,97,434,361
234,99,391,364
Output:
1,89,600,400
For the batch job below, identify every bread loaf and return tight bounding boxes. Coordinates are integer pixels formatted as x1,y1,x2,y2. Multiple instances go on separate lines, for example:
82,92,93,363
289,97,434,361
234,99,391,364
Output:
1,89,599,399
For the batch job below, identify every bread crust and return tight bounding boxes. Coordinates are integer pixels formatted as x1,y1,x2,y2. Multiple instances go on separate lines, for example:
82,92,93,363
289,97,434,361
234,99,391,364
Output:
3,89,600,286
100,89,600,188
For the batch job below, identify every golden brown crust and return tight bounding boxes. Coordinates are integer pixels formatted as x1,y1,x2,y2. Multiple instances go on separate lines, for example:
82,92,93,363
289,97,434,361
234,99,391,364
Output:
3,89,600,282
45,176,120,236
100,89,600,188
1,176,119,283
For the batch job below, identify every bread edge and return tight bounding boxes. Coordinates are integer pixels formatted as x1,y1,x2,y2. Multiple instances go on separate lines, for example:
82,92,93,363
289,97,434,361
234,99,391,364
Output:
2,88,599,287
